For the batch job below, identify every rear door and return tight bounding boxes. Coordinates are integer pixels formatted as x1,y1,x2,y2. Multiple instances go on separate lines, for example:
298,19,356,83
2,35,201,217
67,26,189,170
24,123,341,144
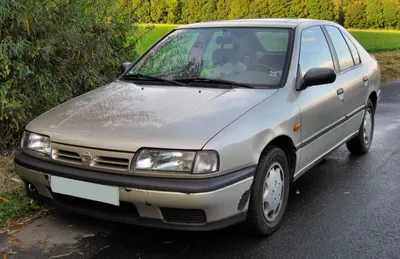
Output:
296,26,345,173
323,26,369,137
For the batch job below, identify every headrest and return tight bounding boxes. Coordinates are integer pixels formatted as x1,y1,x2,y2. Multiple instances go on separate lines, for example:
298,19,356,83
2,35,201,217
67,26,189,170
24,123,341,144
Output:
212,48,237,65
216,35,234,45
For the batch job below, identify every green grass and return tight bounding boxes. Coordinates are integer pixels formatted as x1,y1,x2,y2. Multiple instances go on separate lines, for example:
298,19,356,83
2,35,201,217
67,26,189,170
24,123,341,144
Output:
348,29,400,52
135,24,180,55
0,186,37,227
0,155,40,228
135,25,400,55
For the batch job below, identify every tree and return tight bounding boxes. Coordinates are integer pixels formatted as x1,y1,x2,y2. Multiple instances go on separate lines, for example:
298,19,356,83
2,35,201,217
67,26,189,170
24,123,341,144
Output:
382,0,399,28
135,0,152,23
150,0,168,23
365,0,383,28
229,0,252,18
201,0,218,21
166,0,182,24
287,0,308,18
217,0,232,19
307,0,335,20
181,0,202,23
268,0,289,18
332,0,344,24
254,0,269,18
344,1,368,29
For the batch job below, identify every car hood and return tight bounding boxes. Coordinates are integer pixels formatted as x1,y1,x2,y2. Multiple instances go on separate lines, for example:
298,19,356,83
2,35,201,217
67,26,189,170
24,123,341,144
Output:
27,81,278,151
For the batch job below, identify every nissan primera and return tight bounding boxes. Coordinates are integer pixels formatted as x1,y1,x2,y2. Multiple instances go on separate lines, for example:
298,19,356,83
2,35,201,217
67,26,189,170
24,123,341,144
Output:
15,19,380,236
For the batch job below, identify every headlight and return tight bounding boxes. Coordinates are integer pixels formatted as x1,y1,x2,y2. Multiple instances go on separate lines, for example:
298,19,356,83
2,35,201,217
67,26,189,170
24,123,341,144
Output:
21,131,51,156
133,149,219,174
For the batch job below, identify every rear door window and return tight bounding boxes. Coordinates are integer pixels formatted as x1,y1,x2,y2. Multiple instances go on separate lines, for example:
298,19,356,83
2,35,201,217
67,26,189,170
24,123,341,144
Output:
325,26,355,71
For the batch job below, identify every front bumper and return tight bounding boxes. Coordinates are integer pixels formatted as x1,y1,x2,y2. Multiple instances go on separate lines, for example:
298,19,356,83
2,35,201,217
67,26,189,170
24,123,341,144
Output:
14,152,255,231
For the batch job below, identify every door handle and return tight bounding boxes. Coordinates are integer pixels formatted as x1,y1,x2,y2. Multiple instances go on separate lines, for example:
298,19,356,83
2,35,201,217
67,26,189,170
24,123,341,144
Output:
337,88,344,101
363,76,369,86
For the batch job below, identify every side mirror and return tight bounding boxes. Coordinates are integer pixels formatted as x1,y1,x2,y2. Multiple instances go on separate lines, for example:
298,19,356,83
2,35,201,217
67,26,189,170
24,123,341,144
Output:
297,68,336,91
121,62,133,73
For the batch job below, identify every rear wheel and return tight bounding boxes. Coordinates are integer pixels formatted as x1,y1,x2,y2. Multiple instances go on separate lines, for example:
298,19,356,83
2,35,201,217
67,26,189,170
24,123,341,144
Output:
346,99,375,154
246,146,290,236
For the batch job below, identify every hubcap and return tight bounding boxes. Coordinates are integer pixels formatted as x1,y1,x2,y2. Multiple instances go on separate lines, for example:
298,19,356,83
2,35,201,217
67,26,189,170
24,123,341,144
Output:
363,108,372,145
262,162,284,222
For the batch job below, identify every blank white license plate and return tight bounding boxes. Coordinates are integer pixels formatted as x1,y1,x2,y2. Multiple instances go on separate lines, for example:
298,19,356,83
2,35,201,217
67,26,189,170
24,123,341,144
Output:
50,176,120,206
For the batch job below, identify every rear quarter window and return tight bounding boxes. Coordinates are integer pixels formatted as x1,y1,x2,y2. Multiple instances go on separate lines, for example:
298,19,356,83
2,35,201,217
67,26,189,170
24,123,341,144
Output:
342,32,361,66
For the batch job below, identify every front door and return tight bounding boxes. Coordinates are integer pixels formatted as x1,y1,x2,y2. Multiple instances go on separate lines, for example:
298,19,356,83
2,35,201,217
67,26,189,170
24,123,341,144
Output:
295,26,345,173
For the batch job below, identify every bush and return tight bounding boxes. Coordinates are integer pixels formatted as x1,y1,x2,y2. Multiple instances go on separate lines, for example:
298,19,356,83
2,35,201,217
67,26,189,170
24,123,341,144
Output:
0,0,138,151
344,1,368,29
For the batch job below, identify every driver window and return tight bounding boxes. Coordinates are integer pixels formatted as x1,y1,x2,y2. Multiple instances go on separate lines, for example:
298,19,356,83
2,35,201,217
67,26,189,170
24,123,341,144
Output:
299,26,334,76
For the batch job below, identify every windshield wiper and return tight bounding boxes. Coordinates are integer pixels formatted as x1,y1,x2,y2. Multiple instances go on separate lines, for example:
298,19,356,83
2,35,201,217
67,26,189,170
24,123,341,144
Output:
121,73,187,86
177,77,254,89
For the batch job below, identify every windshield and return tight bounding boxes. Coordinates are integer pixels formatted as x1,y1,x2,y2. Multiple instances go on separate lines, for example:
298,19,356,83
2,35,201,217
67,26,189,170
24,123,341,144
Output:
127,27,293,88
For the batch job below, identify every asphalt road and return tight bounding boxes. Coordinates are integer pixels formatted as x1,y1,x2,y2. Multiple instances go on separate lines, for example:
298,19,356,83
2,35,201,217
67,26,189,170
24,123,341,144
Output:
2,80,400,259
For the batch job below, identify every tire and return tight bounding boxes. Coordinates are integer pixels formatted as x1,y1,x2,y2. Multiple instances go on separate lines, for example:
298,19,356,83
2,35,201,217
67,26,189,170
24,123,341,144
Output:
246,146,290,236
346,99,375,154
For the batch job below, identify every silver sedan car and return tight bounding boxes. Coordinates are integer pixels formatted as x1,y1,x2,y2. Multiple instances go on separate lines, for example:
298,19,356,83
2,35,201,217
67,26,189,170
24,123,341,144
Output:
15,19,380,236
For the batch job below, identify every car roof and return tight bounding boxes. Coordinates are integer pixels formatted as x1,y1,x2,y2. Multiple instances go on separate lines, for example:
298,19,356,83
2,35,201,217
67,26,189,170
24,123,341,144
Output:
177,18,336,29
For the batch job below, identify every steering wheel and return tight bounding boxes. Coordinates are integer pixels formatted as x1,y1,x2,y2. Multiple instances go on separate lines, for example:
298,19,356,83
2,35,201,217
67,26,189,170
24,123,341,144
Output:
250,63,277,72
240,51,277,72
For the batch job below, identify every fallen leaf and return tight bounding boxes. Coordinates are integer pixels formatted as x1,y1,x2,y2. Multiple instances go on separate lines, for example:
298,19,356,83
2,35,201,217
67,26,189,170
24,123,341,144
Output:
82,234,95,238
99,245,110,251
0,196,9,203
9,238,20,247
181,246,189,254
49,252,73,259
296,190,301,195
8,227,24,235
11,178,21,183
37,235,51,244
160,240,174,244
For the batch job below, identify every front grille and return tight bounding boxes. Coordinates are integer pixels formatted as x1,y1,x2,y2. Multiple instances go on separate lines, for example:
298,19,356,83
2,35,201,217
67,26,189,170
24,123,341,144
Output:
161,208,207,224
92,156,130,171
51,143,134,174
52,150,81,165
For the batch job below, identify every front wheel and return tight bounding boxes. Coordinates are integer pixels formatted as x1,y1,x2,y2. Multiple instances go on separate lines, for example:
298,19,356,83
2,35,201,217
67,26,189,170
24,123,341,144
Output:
246,146,290,236
346,99,375,154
